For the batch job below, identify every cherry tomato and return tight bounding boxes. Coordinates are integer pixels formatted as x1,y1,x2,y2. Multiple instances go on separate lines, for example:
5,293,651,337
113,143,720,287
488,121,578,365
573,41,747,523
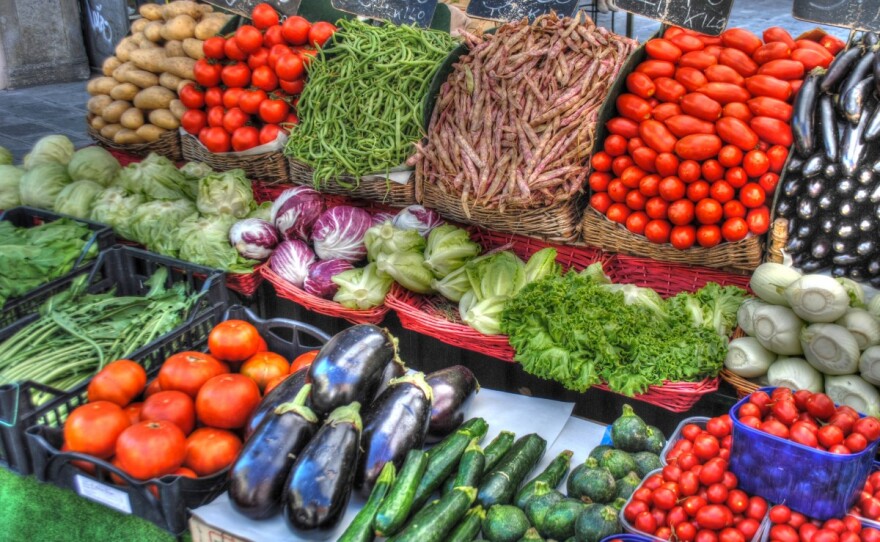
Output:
645,219,672,244
696,504,734,530
687,180,710,202
660,176,687,201
846,432,868,453
854,416,880,442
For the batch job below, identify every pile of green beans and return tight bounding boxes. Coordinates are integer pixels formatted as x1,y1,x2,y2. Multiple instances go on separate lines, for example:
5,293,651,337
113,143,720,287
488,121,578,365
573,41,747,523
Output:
284,18,458,184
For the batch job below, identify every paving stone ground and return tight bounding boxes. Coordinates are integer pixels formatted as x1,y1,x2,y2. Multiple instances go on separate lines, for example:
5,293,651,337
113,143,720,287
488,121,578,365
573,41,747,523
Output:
0,1,854,162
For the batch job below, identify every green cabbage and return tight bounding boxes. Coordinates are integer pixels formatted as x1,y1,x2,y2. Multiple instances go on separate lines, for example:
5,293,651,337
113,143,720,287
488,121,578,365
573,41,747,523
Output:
423,224,481,278
432,263,472,302
23,135,75,169
115,153,191,201
461,294,508,335
0,146,12,165
130,199,198,256
90,187,144,240
376,251,435,294
0,165,25,209
247,201,273,222
466,251,526,301
365,221,426,262
19,163,72,210
67,146,121,186
332,263,393,309
197,169,254,218
180,161,213,180
177,214,257,272
54,180,104,219
524,248,561,284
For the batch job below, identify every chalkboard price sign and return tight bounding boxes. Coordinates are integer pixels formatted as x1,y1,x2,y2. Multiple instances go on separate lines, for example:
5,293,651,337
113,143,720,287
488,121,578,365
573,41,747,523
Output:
82,0,129,68
614,0,733,35
465,0,579,22
331,0,439,27
202,0,302,18
792,0,880,32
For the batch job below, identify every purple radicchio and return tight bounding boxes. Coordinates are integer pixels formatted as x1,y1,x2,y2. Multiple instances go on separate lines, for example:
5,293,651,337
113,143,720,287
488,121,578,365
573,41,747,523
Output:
310,206,373,262
229,218,278,260
271,186,325,241
392,205,445,237
303,259,354,299
269,239,315,288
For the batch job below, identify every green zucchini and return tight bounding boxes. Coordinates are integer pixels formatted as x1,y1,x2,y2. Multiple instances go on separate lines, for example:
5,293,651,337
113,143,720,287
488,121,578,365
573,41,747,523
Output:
447,505,485,542
453,438,485,488
338,462,395,542
441,473,456,496
518,527,545,541
515,449,573,508
567,458,616,504
523,481,564,528
484,430,516,471
374,449,428,537
574,503,621,542
610,404,649,452
387,486,477,542
411,419,488,509
482,504,531,542
540,498,586,540
477,433,546,508
645,425,667,455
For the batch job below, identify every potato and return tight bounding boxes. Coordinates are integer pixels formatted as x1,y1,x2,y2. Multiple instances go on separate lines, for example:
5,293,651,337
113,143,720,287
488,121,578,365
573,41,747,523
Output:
138,3,163,21
136,124,167,142
120,108,145,130
182,38,204,60
133,86,176,110
129,48,167,73
100,124,124,139
102,56,122,77
122,69,159,89
114,128,146,145
139,40,160,50
160,57,196,80
87,76,117,96
102,100,131,123
169,99,187,119
194,14,228,40
197,4,214,16
111,61,137,82
149,109,180,130
110,82,140,101
164,39,186,58
162,15,196,41
90,115,108,130
144,20,164,43
162,1,202,20
130,31,149,46
131,18,149,34
159,72,182,91
87,94,112,115
176,79,195,94
115,37,138,62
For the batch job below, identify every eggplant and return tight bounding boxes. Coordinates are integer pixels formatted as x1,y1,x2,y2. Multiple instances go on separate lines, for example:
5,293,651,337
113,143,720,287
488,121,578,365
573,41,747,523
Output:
805,177,826,199
865,106,880,141
833,237,857,254
820,215,836,233
854,187,871,203
823,163,840,180
838,48,876,109
821,46,864,93
875,47,880,94
283,402,362,531
834,253,865,266
425,365,480,443
230,385,318,520
837,219,858,239
871,276,880,289
811,237,833,260
873,159,880,174
842,105,873,176
838,178,856,196
796,222,815,240
818,193,836,210
802,154,825,178
308,325,399,417
857,168,875,186
782,176,804,198
244,367,309,440
866,33,879,47
871,184,880,204
797,198,818,220
788,155,805,171
786,236,808,255
374,357,407,400
793,70,822,155
860,216,876,232
839,200,857,217
858,239,876,257
868,260,880,276
843,77,875,124
818,95,840,162
356,373,432,496
776,198,795,218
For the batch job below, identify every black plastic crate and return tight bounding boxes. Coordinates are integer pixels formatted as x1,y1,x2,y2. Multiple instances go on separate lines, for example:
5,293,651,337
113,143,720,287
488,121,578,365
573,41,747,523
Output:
0,246,228,474
0,206,115,328
24,305,329,535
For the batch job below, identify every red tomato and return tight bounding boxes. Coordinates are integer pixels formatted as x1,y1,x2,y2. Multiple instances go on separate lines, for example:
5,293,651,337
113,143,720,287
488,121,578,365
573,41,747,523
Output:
696,504,734,530
626,72,656,99
251,3,279,29
179,84,205,109
725,167,748,188
222,107,249,134
668,199,695,225
819,34,845,55
222,87,244,109
705,64,745,86
633,147,659,173
204,86,224,108
645,219,672,243
626,211,650,235
745,75,792,101
202,127,231,153
646,197,669,219
675,134,723,161
722,28,763,55
696,198,723,225
281,16,311,45
669,32,706,52
115,420,186,480
678,160,702,183
709,180,735,204
617,94,653,122
247,47,269,70
231,126,260,152
716,117,759,151
141,390,196,436
194,59,222,87
626,190,648,211
697,225,722,247
698,82,751,105
719,48,759,77
846,432,868,453
676,67,709,92
224,37,248,61
196,374,261,430
635,511,658,534
854,417,880,442
722,217,749,242
680,51,719,70
144,378,163,398
203,37,226,60
753,41,792,65
605,134,629,156
655,152,680,177
259,98,290,124
592,151,613,172
654,103,684,122
235,25,263,54
745,206,770,235
184,427,242,476
666,115,717,138
309,21,337,48
158,351,228,399
818,424,845,448
646,38,683,62
608,179,628,202
655,77,688,103
209,320,262,363
636,59,676,79
717,145,743,168
758,172,779,193
670,225,696,249
722,102,753,123
613,156,635,177
221,62,251,88
251,65,278,92
237,89,266,115
591,193,612,213
702,160,725,182
275,53,305,81
263,24,285,47
764,27,796,48
64,401,130,458
589,172,612,192
606,203,631,224
687,180,710,202
681,93,723,121
241,351,290,392
87,360,147,407
739,183,766,208
659,176,687,201
758,59,804,80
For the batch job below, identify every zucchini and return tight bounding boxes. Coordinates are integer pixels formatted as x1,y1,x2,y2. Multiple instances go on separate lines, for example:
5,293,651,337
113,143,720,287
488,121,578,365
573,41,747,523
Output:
615,471,641,500
374,449,428,537
387,486,477,542
477,433,547,508
610,404,649,452
515,449,573,508
411,418,488,509
631,451,662,477
482,504,531,542
597,449,637,480
644,425,666,455
484,430,516,471
523,481,564,528
338,462,395,542
540,498,586,540
574,503,621,542
567,458,616,504
441,473,456,496
587,445,612,463
518,527,545,541
452,438,485,489
447,505,485,542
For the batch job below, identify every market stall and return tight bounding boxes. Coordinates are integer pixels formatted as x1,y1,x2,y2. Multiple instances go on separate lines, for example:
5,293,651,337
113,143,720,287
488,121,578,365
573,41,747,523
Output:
1,0,880,540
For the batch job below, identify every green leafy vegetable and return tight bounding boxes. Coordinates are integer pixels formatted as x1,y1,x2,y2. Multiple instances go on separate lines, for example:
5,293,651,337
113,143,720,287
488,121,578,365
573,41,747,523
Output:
365,221,426,262
130,199,198,257
177,213,257,272
332,262,393,309
90,186,144,240
67,146,120,187
196,168,254,218
115,153,191,201
466,251,526,301
0,146,12,166
54,180,104,219
19,163,72,210
0,165,24,209
23,135,74,170
524,248,562,284
376,250,435,294
423,224,480,279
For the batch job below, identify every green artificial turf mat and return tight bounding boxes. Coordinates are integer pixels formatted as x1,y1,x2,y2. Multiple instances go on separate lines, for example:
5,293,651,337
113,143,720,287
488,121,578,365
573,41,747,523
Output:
0,468,180,542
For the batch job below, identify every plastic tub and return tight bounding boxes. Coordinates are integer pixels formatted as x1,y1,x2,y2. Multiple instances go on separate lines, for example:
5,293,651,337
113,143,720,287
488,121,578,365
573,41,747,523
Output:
24,305,330,534
850,461,880,528
602,535,659,542
729,387,879,520
660,416,710,465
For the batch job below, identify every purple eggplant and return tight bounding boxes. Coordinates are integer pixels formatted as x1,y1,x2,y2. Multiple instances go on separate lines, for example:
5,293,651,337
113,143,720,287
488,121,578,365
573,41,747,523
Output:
230,385,318,519
425,365,480,443
374,357,407,399
838,47,877,109
283,402,362,531
308,325,400,417
356,372,432,496
244,367,309,440
820,45,863,93
818,95,839,162
792,69,821,156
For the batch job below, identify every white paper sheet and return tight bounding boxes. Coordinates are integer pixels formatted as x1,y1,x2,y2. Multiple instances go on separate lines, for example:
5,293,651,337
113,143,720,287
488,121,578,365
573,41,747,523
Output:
537,416,609,480
190,388,578,541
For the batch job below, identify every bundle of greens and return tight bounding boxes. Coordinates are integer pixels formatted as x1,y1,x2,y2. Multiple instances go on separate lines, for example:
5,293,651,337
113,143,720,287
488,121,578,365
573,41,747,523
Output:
501,264,746,396
0,269,197,398
0,218,99,306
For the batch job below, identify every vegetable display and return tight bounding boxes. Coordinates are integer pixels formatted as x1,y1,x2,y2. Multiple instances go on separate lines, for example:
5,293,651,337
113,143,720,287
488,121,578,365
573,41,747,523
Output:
501,262,745,396
774,33,880,285
766,504,880,542
413,13,636,210
285,18,458,183
591,26,842,250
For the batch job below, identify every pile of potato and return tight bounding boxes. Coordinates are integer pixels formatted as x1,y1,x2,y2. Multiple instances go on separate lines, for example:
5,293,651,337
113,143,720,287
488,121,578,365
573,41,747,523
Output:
86,0,229,145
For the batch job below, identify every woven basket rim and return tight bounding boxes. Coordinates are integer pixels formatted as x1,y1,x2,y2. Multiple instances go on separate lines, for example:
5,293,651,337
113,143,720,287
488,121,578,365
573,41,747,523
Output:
87,124,181,157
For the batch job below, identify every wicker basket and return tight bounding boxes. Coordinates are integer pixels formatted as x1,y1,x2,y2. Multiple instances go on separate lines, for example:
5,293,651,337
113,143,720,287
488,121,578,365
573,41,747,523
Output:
595,379,720,413
581,207,764,274
419,180,584,245
720,328,762,399
604,253,753,295
225,263,267,298
181,133,289,184
288,158,416,207
87,124,182,161
261,265,390,325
